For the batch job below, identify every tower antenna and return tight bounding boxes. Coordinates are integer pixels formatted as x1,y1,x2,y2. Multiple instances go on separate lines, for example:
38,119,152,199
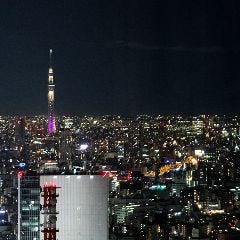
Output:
49,49,53,66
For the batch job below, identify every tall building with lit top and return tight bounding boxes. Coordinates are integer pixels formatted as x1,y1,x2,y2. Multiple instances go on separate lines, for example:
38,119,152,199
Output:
47,49,56,134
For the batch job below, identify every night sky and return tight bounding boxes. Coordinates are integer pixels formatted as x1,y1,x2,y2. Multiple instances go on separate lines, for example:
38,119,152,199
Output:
0,0,240,115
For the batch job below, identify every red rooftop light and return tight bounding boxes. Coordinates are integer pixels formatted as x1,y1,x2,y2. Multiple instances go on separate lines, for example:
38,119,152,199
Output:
17,171,23,178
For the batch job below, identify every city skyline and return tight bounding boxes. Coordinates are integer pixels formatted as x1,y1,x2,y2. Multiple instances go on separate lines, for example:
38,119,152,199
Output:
1,2,240,239
1,114,240,239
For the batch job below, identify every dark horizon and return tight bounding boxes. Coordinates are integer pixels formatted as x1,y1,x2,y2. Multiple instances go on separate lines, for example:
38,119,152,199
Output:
0,1,240,115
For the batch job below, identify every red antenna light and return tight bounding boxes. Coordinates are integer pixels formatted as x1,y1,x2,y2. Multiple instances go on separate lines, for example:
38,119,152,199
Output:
17,171,23,178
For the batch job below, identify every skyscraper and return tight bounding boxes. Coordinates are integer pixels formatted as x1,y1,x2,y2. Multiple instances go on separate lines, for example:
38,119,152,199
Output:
18,173,40,240
15,118,26,146
18,174,109,240
40,175,109,240
47,49,56,134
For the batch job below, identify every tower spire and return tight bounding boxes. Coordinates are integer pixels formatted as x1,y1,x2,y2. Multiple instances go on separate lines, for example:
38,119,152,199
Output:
49,49,53,66
47,49,56,134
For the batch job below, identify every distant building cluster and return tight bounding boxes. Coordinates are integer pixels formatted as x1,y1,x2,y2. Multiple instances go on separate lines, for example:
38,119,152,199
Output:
0,114,240,239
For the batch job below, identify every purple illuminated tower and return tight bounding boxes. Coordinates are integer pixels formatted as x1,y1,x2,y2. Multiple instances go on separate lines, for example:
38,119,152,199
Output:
47,49,56,134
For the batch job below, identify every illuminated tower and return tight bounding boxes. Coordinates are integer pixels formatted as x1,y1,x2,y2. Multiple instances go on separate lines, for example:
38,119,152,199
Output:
48,49,56,134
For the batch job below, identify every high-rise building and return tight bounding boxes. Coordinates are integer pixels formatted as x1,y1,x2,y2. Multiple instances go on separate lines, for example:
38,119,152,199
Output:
40,175,109,240
58,129,73,166
18,173,40,240
47,49,56,134
15,118,26,146
18,174,109,240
